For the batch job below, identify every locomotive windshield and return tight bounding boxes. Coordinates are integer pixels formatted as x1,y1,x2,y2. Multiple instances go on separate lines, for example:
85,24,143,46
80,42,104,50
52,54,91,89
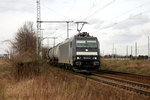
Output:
76,40,86,47
87,40,97,48
76,40,97,48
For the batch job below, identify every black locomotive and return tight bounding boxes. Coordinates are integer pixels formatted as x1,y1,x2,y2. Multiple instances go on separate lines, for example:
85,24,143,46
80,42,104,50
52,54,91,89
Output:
48,32,100,72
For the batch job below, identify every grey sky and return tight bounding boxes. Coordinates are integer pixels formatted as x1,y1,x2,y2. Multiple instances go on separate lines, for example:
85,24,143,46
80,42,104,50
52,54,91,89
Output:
0,0,150,55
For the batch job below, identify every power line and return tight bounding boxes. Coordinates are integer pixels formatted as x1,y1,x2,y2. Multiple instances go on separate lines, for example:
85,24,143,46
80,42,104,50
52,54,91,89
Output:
39,21,73,39
92,9,150,32
84,0,104,20
41,3,67,19
91,10,150,33
73,0,104,22
84,0,116,20
65,0,77,19
71,0,115,29
109,1,150,21
90,2,150,34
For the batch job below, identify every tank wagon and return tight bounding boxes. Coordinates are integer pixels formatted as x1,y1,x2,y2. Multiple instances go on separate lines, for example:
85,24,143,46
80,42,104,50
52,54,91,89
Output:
48,32,100,71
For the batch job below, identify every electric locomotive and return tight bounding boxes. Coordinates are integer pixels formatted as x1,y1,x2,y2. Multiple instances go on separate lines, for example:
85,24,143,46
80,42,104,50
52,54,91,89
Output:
48,32,100,72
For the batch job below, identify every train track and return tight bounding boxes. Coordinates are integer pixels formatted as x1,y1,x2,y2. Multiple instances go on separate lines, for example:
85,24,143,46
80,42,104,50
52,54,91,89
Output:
75,72,150,96
99,70,150,80
51,65,150,96
95,70,150,85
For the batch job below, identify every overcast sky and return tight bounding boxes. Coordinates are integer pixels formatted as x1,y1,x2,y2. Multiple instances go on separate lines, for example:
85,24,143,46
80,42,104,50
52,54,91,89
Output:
1,0,150,56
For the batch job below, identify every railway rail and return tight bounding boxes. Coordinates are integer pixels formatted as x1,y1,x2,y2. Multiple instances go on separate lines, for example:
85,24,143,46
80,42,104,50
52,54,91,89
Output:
51,65,150,96
77,72,150,96
99,70,150,80
93,73,150,89
96,70,150,85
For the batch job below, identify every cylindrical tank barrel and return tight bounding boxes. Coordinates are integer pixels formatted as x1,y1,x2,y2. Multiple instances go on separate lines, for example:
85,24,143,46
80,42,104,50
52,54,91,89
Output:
48,45,59,59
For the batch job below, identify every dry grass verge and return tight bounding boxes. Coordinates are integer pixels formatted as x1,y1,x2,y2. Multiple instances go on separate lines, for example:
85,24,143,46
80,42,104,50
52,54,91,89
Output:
0,63,150,100
101,59,150,75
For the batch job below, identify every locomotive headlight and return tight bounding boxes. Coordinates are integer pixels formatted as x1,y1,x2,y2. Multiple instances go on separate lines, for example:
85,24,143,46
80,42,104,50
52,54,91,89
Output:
77,57,80,60
93,57,97,60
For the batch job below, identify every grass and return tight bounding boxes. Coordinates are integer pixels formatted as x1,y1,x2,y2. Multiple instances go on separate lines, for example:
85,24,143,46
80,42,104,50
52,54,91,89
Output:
0,59,12,73
0,60,12,100
3,66,150,100
0,65,12,73
0,81,6,100
101,59,150,75
0,60,150,100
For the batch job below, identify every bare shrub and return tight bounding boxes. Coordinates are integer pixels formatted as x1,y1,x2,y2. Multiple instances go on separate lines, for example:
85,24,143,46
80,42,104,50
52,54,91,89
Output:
12,22,36,54
11,54,41,80
42,47,49,60
9,22,40,80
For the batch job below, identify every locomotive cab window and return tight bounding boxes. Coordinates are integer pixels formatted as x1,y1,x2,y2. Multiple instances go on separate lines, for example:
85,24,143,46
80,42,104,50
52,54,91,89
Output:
76,40,97,48
76,40,86,47
87,40,97,48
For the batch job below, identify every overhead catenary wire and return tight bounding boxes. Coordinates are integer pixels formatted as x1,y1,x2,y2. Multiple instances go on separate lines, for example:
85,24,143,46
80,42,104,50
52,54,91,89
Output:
87,1,150,35
84,0,116,20
70,0,114,31
41,3,67,20
104,9,150,29
73,0,105,22
65,0,78,20
84,0,104,20
107,0,150,22
91,9,150,34
92,1,150,31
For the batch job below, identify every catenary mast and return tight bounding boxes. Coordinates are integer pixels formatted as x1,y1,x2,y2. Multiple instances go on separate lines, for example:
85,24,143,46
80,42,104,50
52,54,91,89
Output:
36,0,41,57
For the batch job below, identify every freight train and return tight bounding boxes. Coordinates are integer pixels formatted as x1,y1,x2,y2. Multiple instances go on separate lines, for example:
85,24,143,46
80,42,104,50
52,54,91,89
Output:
48,32,100,72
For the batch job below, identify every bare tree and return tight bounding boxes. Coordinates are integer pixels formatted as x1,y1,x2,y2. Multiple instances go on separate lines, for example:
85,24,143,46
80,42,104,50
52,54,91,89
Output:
12,22,36,55
8,22,40,79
